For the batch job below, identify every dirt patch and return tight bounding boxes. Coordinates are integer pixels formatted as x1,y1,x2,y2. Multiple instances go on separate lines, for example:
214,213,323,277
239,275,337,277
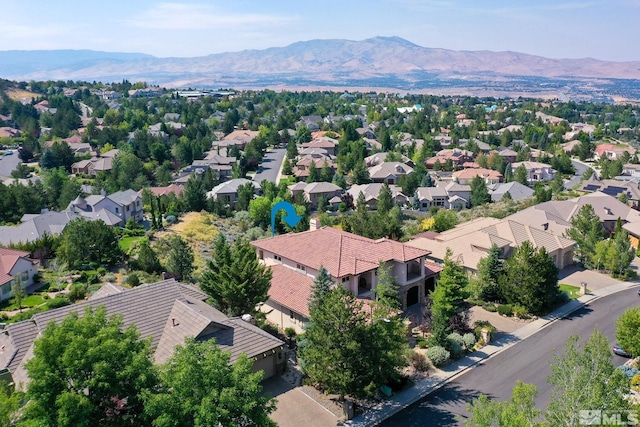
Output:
6,89,39,101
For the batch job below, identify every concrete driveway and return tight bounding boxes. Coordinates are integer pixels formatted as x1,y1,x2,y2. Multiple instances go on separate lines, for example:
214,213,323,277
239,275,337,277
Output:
558,264,622,291
262,376,338,427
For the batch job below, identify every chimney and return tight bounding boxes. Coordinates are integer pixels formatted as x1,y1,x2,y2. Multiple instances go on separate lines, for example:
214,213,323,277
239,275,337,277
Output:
543,223,549,231
309,217,321,231
171,317,177,327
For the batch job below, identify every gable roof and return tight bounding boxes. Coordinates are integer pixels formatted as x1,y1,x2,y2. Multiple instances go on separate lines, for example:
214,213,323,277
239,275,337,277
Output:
268,264,314,317
252,227,429,278
0,248,33,285
368,162,414,179
487,182,535,201
207,178,260,197
0,211,79,246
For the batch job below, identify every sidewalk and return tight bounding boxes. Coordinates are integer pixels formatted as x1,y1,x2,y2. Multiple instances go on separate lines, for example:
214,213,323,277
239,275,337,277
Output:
345,280,640,426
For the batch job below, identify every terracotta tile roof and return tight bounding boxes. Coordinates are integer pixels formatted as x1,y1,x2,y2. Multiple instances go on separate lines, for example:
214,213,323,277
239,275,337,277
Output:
252,227,430,278
268,264,314,317
0,248,33,285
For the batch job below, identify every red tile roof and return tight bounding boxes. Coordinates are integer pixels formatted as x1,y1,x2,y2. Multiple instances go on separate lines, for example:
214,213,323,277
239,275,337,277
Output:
0,248,32,285
253,227,430,278
268,264,314,317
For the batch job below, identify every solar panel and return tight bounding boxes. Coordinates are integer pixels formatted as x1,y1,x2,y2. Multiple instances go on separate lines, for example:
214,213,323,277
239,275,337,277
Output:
602,187,623,196
583,184,600,191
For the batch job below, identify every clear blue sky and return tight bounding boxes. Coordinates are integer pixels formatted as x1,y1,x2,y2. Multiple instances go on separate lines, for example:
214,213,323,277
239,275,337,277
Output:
2,0,638,62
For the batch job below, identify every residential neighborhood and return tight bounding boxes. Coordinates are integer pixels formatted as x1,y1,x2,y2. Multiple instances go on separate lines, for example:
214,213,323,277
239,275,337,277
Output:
1,79,640,426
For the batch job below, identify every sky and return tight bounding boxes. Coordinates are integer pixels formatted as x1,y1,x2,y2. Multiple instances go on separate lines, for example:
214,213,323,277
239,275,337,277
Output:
2,0,639,62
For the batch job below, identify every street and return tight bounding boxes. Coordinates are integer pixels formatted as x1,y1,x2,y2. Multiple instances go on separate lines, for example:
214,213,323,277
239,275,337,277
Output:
564,159,591,190
0,152,22,180
382,288,639,426
253,148,286,184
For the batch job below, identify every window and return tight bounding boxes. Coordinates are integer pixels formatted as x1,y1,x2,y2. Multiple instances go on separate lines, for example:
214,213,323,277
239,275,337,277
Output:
126,205,130,212
136,200,140,207
341,276,350,283
274,255,282,262
296,264,306,272
115,207,119,213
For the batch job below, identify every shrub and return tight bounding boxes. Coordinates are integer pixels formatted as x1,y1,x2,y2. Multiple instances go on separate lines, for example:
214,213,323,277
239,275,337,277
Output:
96,267,107,276
447,333,465,348
447,339,463,359
473,320,496,340
632,374,640,392
68,283,88,302
125,272,141,287
616,365,640,379
483,303,497,312
497,304,513,316
102,273,116,282
409,351,431,372
416,336,428,349
46,296,70,309
462,333,477,350
513,305,530,319
284,327,297,340
427,346,450,367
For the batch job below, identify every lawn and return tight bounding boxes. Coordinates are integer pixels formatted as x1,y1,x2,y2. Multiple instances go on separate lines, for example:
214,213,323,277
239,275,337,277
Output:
559,283,587,300
119,236,147,253
0,294,46,311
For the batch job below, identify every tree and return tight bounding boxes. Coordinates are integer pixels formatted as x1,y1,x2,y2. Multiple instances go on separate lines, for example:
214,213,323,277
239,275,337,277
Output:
308,265,334,310
351,159,370,185
22,307,157,427
474,244,503,302
143,338,276,427
161,235,194,281
11,276,27,312
500,241,561,315
57,218,123,268
377,182,393,215
306,160,319,183
235,182,255,212
0,381,24,426
199,236,272,317
136,240,161,274
616,306,640,357
432,209,458,232
546,331,631,426
514,165,528,186
566,204,605,268
465,381,543,427
320,160,333,182
374,261,401,310
181,175,206,212
470,175,491,207
430,249,468,322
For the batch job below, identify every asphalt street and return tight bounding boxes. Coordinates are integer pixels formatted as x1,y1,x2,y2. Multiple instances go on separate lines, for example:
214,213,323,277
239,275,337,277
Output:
564,159,591,190
382,288,640,426
0,152,22,180
253,148,286,184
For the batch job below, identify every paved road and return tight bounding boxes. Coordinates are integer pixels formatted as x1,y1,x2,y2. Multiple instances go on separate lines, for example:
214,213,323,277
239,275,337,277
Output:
253,148,286,184
0,152,22,180
382,288,639,426
564,159,591,190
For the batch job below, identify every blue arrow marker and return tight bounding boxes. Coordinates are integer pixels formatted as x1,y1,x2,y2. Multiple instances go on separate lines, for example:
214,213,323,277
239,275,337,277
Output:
271,201,303,236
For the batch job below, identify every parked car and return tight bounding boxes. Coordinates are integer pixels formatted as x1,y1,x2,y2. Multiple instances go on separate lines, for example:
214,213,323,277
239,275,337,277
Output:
612,343,631,357
4,150,13,155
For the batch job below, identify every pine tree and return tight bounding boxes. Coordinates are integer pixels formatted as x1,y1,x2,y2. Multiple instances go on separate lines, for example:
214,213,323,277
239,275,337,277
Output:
309,265,334,311
307,161,319,183
377,183,393,215
470,175,491,207
374,262,401,310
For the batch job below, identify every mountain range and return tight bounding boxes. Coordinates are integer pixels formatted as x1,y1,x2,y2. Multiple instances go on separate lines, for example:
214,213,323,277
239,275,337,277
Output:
1,37,639,97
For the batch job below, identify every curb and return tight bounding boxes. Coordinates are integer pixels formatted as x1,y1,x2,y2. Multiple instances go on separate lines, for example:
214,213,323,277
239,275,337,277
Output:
346,282,640,426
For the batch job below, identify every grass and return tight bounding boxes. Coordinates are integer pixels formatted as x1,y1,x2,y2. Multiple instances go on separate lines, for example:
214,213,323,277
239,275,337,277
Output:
0,294,46,311
119,236,147,253
559,283,587,300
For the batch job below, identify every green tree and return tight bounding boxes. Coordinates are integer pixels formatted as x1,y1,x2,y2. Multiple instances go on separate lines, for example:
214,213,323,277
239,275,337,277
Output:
474,244,503,302
199,236,272,317
514,165,528,186
377,182,393,215
161,235,194,281
136,240,162,274
566,204,605,268
616,306,640,357
306,160,319,183
235,182,255,212
143,338,276,427
320,160,333,182
22,306,157,427
465,381,543,427
432,209,458,232
181,175,207,212
430,249,468,322
0,381,24,426
374,261,401,310
11,276,27,312
308,265,334,310
295,125,311,143
470,175,491,207
351,159,370,185
546,331,631,426
57,218,123,268
248,196,272,229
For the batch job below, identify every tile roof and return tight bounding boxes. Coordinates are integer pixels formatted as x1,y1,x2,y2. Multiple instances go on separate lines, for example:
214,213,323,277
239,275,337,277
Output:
268,264,314,317
0,211,79,246
252,227,429,278
0,249,36,285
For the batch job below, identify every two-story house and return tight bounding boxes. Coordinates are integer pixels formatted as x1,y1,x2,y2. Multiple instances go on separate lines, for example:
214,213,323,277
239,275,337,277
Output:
511,161,556,183
66,189,143,226
0,248,39,302
251,222,435,332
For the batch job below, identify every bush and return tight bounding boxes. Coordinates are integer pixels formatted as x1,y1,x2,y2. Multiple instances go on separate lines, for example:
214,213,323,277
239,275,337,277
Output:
284,327,297,340
68,283,88,302
46,296,71,309
632,374,640,392
462,333,477,350
409,351,431,372
125,272,141,287
616,365,640,379
447,332,464,348
473,320,496,340
497,304,513,316
513,305,530,319
102,273,116,282
96,267,107,276
447,340,463,360
483,303,497,312
416,336,428,349
426,346,450,367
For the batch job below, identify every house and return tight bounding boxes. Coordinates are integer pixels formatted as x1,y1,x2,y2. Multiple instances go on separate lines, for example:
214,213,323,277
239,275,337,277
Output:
66,189,143,226
71,149,119,176
415,186,449,210
452,168,503,185
0,210,79,246
495,148,518,164
0,279,285,388
301,137,337,156
142,184,185,198
0,248,39,302
206,178,261,207
221,130,259,148
288,182,342,209
426,149,473,170
365,152,413,168
577,177,640,208
511,161,555,183
367,162,414,184
487,182,535,202
347,183,408,209
406,217,575,274
252,224,435,332
594,143,636,160
561,139,582,155
0,127,20,138
294,156,336,182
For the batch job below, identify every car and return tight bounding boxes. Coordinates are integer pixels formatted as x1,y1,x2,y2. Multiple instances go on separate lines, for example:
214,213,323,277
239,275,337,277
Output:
612,343,631,357
4,150,13,155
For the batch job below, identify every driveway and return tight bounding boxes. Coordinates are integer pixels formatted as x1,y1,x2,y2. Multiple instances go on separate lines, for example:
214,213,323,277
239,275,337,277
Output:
262,376,338,427
0,152,22,180
558,265,623,291
253,148,286,184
